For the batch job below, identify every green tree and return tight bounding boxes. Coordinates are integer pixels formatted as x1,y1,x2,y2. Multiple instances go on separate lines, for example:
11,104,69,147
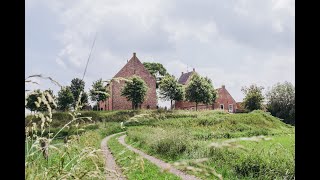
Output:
159,75,184,109
70,78,88,107
266,82,295,125
57,86,74,111
143,62,168,88
185,74,217,111
80,92,89,106
26,89,56,112
121,76,148,110
89,78,110,110
241,84,265,111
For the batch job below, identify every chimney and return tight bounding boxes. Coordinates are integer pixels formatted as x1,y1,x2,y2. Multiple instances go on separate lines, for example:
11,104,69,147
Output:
222,85,225,89
181,72,184,75
133,52,136,57
193,68,195,72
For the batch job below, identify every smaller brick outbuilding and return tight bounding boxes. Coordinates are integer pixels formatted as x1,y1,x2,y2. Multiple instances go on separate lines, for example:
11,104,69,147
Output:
175,69,238,112
213,85,237,113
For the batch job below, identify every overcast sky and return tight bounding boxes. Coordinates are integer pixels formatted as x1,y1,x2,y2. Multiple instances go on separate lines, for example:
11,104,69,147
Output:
26,0,295,108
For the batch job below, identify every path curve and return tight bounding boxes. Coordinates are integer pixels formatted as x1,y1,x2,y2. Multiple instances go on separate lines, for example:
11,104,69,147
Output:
101,132,126,180
118,135,200,180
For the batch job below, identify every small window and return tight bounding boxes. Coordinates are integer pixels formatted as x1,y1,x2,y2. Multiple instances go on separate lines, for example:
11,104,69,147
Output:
220,104,224,110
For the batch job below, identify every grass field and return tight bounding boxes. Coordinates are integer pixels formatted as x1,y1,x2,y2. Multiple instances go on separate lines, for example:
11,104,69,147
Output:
125,110,295,179
25,109,295,179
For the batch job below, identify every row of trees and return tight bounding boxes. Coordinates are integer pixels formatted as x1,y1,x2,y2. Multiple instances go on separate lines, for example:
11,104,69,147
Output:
121,73,217,111
241,82,295,125
26,62,294,125
122,77,295,125
26,78,109,112
26,71,217,113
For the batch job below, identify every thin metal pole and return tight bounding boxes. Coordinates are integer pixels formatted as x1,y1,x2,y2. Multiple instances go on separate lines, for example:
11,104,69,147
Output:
82,32,98,81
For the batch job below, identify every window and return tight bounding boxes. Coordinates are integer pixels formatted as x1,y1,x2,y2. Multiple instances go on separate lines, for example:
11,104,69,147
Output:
220,104,224,110
228,104,233,113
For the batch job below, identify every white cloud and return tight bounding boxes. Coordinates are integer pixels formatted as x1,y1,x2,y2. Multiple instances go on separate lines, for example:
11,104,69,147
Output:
272,0,295,16
164,20,219,43
26,0,295,105
55,57,67,69
165,60,188,78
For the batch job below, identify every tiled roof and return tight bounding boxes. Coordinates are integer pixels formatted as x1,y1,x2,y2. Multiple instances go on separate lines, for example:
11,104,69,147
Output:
178,72,194,84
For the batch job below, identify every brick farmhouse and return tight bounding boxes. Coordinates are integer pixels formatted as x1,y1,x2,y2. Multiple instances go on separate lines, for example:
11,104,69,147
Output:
175,69,238,113
98,53,238,112
99,53,157,110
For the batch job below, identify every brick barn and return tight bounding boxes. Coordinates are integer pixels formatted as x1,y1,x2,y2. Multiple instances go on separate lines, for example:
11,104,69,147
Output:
99,53,157,110
175,69,238,112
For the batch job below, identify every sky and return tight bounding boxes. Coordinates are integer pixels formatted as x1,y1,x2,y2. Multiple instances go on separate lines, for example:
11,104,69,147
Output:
25,0,295,109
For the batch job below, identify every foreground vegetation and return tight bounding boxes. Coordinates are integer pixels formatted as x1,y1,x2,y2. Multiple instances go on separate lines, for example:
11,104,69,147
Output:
25,128,105,179
26,109,294,179
108,133,181,179
125,110,295,179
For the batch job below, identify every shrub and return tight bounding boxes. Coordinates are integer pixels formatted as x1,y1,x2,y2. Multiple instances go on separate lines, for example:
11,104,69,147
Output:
153,137,188,158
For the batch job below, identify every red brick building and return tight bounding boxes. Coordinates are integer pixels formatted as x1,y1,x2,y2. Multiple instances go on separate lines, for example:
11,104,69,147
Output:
213,85,237,113
99,53,157,110
175,69,238,112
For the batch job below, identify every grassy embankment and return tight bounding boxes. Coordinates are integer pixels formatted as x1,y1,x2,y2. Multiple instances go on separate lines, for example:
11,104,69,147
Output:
125,110,295,179
26,110,294,179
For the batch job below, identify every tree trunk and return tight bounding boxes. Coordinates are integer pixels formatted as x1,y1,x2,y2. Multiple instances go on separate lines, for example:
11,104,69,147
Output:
196,102,198,111
171,100,173,110
132,102,134,110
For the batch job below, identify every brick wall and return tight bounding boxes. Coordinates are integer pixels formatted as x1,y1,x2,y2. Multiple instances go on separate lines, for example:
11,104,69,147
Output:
213,85,237,113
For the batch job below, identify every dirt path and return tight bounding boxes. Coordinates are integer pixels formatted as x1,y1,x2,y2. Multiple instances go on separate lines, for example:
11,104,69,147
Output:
101,132,126,180
118,135,200,180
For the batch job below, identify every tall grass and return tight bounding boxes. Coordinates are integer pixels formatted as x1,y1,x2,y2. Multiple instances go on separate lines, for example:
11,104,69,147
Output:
25,76,108,179
125,110,295,179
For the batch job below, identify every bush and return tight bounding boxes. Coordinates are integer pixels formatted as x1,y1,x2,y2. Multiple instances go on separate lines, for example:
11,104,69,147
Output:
153,137,188,158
